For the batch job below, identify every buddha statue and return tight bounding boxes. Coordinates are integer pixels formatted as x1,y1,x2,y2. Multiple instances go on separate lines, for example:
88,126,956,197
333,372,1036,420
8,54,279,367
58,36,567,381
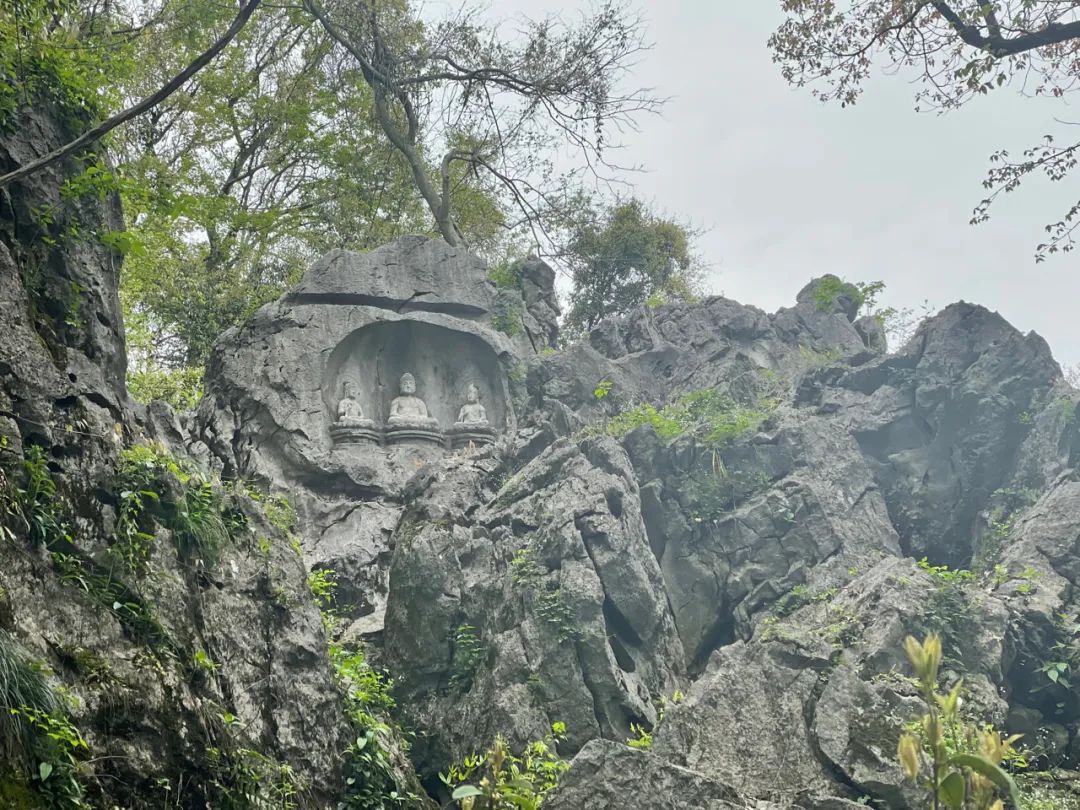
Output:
336,380,367,426
330,378,379,446
388,372,438,427
455,383,489,427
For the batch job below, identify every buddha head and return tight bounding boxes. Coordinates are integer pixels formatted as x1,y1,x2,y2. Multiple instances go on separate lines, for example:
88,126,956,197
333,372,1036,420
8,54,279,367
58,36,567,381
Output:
466,383,479,403
341,379,357,399
399,373,416,395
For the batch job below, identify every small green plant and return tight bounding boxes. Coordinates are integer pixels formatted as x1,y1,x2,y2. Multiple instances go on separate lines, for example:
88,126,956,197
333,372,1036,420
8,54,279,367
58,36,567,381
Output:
488,261,521,289
623,689,683,750
113,442,234,569
309,565,416,808
812,275,865,312
896,633,1022,810
450,625,488,690
206,746,299,809
596,387,776,448
192,649,219,673
918,558,976,585
1033,608,1080,695
13,706,90,809
0,631,58,769
492,303,525,337
308,568,338,614
1,445,66,547
441,723,569,809
626,723,652,750
593,379,613,400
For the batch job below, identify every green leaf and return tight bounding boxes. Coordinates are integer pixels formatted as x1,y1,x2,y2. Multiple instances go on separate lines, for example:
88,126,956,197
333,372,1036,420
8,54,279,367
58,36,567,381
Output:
452,785,484,799
938,771,965,809
945,753,1022,809
38,761,53,781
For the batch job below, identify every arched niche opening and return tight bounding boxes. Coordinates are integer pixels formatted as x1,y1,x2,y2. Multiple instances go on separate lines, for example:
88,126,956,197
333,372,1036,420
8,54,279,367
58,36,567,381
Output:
322,320,507,433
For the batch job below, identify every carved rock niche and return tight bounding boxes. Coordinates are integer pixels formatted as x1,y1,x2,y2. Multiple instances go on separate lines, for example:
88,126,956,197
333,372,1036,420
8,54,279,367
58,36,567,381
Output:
322,320,506,449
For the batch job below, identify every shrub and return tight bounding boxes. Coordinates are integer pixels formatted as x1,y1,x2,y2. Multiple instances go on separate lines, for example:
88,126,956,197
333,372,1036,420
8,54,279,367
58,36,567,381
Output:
442,723,569,809
600,388,776,448
0,631,57,768
896,634,1022,810
113,442,233,569
1,445,66,547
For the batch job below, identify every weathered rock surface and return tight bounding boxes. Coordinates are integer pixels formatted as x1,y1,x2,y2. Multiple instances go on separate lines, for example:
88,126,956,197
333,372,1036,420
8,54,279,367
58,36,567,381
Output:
0,104,428,808
5,97,1080,809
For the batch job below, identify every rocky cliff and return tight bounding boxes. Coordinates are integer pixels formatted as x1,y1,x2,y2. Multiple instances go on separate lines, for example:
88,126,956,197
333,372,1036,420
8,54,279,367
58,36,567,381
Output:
2,106,1079,809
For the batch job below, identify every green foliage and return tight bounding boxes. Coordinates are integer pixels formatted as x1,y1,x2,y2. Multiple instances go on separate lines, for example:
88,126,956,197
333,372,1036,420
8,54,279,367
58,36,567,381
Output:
598,388,776,448
488,261,522,290
450,625,488,691
1,445,65,547
624,691,684,751
0,633,90,809
0,632,57,770
0,1,132,132
309,563,416,807
564,199,702,333
51,551,173,654
1034,608,1080,696
115,1,428,376
126,365,204,411
917,558,976,585
509,549,582,642
206,746,299,810
897,634,1022,810
307,568,338,615
113,442,234,569
492,302,525,337
192,649,219,673
441,723,569,810
812,275,865,313
625,723,652,750
592,380,613,400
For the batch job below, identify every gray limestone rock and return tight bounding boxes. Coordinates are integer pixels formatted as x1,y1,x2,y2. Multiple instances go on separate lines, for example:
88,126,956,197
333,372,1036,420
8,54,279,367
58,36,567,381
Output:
545,740,751,810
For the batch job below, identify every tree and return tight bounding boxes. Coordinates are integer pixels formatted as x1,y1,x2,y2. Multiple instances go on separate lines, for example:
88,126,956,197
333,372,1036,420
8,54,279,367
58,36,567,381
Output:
303,0,659,251
563,199,702,334
0,0,263,190
113,0,427,370
770,1,1080,260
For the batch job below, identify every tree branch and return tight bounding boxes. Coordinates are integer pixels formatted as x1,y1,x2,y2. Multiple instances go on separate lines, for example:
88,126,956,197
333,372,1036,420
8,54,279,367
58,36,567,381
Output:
931,1,1080,57
0,0,264,190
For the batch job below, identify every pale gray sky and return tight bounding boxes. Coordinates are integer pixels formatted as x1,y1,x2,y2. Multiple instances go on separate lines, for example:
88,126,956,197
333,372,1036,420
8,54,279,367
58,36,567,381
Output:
483,1,1080,366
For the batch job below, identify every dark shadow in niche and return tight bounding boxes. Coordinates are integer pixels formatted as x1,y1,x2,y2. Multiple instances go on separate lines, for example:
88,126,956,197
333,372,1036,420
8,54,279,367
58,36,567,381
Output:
322,320,506,431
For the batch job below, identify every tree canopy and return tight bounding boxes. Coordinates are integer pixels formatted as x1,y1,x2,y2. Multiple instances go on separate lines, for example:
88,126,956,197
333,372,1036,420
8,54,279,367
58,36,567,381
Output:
563,199,701,334
770,1,1080,260
1,0,668,405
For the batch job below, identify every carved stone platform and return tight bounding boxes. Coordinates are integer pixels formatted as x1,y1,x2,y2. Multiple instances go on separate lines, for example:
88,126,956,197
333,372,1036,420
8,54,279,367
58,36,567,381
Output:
331,422,382,445
448,424,496,450
385,422,444,447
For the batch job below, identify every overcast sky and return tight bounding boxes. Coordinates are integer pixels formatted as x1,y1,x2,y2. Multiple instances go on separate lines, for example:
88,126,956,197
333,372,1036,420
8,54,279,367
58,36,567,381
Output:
476,1,1080,367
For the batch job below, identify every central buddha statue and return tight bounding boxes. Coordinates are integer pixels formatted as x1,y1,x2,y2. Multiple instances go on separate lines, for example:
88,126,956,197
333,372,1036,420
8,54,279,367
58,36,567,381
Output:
388,372,438,427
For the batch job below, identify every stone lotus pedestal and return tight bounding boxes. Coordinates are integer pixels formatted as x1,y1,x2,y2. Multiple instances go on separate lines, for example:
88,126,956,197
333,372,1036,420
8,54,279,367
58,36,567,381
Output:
448,423,496,449
385,420,444,447
330,420,381,445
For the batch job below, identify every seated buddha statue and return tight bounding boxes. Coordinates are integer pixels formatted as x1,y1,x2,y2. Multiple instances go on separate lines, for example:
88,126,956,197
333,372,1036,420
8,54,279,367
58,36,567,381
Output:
388,372,438,427
455,383,489,427
336,380,371,426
